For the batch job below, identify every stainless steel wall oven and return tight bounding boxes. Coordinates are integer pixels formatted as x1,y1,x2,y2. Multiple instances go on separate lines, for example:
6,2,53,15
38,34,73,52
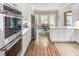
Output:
0,3,22,56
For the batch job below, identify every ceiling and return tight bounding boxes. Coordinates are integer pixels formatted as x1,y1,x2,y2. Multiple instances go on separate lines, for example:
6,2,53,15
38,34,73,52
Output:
30,3,68,11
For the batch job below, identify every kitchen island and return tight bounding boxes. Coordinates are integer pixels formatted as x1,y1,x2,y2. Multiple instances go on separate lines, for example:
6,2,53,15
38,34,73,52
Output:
50,27,79,43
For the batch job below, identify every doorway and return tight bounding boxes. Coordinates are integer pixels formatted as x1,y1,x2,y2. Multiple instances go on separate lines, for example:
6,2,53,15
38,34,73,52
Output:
36,15,50,45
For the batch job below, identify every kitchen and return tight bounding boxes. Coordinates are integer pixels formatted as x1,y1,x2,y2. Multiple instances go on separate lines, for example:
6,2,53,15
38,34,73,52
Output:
0,3,79,56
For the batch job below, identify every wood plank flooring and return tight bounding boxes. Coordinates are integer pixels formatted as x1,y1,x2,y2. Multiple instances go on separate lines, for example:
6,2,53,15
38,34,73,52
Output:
24,30,79,56
25,31,60,56
25,40,60,56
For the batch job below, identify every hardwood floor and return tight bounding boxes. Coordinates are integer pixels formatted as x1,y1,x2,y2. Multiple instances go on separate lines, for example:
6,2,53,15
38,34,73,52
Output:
25,31,60,56
24,30,79,56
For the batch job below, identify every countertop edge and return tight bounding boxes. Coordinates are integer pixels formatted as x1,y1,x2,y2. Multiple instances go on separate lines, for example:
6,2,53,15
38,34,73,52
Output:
22,28,31,35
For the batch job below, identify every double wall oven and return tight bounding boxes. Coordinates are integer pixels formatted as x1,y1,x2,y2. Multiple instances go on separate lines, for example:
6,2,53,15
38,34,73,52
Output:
0,3,22,56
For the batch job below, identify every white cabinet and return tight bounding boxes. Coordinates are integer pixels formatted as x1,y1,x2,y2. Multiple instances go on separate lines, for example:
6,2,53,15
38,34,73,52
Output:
21,29,31,56
72,29,79,44
50,29,58,42
50,28,72,42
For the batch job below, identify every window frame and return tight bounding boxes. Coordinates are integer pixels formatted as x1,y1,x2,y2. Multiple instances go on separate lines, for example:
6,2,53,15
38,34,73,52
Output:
64,11,72,26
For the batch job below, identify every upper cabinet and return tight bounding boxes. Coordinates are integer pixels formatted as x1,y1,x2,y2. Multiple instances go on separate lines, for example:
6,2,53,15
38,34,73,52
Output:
15,4,32,21
72,4,79,20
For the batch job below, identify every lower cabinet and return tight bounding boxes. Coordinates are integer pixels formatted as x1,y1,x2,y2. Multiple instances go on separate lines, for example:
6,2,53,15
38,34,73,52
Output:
50,29,72,42
73,29,79,44
21,29,31,55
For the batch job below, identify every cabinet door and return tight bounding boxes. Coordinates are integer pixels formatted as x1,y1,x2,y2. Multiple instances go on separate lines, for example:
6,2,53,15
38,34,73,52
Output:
50,29,72,42
50,29,59,42
22,29,31,55
26,30,31,43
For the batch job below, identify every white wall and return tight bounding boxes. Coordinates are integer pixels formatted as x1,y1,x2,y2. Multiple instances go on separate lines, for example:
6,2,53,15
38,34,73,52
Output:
72,4,79,26
72,4,79,43
58,4,73,27
50,14,55,27
49,12,59,27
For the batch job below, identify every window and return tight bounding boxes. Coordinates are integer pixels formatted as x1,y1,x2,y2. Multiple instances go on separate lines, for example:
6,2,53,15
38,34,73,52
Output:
64,11,72,27
41,15,49,25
